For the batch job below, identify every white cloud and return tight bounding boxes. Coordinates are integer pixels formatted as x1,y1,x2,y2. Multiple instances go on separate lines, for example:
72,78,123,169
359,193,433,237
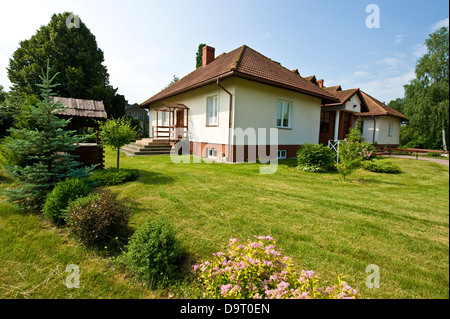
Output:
395,34,404,45
353,71,370,77
412,43,427,58
376,57,401,67
357,70,415,102
431,17,449,31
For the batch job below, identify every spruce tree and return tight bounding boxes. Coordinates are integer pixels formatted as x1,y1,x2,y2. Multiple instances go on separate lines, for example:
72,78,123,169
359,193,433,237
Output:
3,61,92,212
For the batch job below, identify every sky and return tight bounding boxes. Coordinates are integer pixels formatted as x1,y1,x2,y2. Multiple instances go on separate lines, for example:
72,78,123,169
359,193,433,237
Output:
0,0,448,105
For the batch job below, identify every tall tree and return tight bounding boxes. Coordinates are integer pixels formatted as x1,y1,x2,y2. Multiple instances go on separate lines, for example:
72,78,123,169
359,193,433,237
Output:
195,43,206,69
3,62,91,212
403,26,449,150
7,12,125,118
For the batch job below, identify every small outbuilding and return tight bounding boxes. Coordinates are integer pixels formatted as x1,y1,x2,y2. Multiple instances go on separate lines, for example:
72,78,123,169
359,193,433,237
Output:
52,96,107,169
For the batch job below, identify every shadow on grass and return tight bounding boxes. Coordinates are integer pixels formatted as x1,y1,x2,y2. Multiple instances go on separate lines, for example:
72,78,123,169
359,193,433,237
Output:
136,170,175,185
354,177,406,186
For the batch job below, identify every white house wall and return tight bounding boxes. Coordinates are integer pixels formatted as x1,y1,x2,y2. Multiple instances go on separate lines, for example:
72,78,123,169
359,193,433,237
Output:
233,78,322,145
359,116,401,145
343,94,362,113
148,78,235,145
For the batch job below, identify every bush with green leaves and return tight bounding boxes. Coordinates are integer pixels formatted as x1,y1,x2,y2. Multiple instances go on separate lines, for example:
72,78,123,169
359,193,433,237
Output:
99,117,137,169
123,217,183,288
193,236,362,299
427,152,443,158
43,178,89,224
68,191,131,248
86,168,139,186
297,144,335,173
362,159,402,174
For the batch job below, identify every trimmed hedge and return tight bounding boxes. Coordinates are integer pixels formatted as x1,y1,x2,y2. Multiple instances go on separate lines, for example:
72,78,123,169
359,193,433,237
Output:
86,168,139,186
43,178,89,224
362,159,402,174
297,144,335,173
68,191,131,247
123,217,183,288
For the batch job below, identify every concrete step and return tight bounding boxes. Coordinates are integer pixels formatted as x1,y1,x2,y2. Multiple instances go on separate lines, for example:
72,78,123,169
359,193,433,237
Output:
121,144,173,156
135,138,171,146
128,143,172,151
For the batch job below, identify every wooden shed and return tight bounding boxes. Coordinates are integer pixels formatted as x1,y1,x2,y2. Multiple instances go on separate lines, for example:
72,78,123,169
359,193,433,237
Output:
52,97,107,169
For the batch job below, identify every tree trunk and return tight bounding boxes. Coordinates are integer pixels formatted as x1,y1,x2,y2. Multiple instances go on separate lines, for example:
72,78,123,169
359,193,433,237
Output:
443,126,448,152
117,148,120,169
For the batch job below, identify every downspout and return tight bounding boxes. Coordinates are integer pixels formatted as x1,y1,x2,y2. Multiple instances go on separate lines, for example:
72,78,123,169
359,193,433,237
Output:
372,116,376,144
216,78,233,163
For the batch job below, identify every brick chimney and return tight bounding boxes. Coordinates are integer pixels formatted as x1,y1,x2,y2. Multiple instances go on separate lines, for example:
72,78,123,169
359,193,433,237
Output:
202,45,215,67
317,79,324,88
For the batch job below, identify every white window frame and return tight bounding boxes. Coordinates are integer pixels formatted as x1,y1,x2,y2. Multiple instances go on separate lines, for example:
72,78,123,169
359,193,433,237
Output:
277,150,287,159
207,148,218,158
388,122,393,137
161,111,169,126
206,94,219,126
276,99,292,128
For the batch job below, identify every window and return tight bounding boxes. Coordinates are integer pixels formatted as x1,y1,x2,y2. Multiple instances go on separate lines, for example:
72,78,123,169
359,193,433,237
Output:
277,150,287,159
161,111,169,126
320,111,330,133
359,120,364,133
276,99,291,128
388,122,393,136
207,95,218,126
207,148,217,158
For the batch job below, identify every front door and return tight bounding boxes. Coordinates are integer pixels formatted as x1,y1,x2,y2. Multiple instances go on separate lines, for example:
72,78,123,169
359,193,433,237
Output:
319,111,335,144
176,110,184,127
176,110,184,140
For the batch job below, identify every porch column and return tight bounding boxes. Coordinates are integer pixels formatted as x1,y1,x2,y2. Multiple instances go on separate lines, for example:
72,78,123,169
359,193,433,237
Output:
148,109,152,138
334,110,340,141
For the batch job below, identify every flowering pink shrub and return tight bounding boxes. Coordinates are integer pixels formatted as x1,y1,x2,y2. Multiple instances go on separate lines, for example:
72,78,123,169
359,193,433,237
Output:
192,236,362,299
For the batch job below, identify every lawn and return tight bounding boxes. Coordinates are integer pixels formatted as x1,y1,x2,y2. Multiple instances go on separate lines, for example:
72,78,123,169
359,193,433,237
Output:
1,147,448,299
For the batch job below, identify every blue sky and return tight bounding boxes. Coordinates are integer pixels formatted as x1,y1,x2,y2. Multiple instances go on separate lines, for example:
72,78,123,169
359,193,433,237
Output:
0,0,448,104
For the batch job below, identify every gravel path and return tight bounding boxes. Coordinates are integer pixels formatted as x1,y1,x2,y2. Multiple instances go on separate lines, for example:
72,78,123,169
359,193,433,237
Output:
383,154,449,166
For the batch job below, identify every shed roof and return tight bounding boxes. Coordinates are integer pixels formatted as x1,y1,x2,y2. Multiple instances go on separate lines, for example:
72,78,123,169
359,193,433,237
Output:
52,97,107,119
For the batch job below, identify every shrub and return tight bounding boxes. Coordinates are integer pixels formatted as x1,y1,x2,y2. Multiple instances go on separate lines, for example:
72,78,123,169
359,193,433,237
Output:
68,191,131,248
427,152,442,158
86,168,139,186
43,178,89,224
362,159,402,174
63,192,100,224
193,236,362,299
297,144,335,173
123,217,183,288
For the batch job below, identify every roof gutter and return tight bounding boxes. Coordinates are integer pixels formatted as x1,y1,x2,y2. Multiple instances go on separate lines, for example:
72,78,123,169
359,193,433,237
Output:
216,78,233,163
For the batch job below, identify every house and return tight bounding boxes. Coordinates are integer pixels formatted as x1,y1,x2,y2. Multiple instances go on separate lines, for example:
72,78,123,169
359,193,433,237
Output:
356,91,408,147
305,77,407,147
125,102,149,137
140,45,338,162
52,96,107,168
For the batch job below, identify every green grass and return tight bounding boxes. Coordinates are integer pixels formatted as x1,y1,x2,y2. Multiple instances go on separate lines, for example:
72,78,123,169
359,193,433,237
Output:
1,149,448,299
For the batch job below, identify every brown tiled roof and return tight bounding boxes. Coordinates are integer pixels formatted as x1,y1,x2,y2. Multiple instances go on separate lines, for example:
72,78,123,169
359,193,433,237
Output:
140,45,338,107
357,91,408,120
323,85,342,93
52,97,107,118
323,88,360,106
